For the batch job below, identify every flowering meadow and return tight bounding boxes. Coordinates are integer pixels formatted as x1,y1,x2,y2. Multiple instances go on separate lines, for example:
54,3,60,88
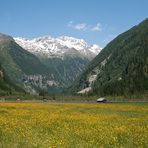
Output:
0,103,148,148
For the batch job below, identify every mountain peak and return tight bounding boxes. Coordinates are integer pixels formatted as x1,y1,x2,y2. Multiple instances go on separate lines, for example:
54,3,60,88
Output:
14,36,101,59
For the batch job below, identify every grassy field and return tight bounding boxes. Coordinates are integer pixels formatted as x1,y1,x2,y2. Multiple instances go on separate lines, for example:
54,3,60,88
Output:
0,103,148,148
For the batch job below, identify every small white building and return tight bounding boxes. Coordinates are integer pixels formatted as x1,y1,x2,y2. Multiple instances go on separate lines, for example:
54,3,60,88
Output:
97,98,107,103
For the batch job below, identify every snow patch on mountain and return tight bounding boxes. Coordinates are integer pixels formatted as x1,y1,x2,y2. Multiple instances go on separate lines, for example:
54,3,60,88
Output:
14,36,101,59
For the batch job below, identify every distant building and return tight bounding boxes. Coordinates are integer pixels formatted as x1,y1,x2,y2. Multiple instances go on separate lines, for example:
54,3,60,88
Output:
97,98,107,103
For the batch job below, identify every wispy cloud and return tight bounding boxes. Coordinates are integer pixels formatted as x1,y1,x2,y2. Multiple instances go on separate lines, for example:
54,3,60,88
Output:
68,21,87,31
91,23,102,31
68,21,102,32
74,23,87,31
67,21,73,28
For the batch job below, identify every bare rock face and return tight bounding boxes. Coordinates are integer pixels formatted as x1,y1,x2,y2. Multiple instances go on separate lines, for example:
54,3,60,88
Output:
0,70,3,78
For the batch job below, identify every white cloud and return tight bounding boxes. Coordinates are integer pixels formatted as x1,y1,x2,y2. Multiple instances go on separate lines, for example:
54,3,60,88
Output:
68,21,88,31
74,23,87,31
68,21,102,32
91,23,102,31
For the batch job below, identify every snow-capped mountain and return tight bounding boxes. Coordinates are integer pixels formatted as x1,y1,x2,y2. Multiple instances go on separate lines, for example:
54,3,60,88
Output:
13,35,102,91
14,36,101,59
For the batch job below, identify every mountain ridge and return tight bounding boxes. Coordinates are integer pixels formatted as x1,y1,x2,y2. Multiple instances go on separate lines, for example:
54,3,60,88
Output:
0,33,101,94
14,36,101,60
13,35,102,90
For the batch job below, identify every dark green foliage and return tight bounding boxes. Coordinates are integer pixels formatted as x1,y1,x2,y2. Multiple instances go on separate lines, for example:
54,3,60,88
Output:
69,18,148,97
42,56,89,87
0,64,25,95
39,89,49,98
0,34,50,94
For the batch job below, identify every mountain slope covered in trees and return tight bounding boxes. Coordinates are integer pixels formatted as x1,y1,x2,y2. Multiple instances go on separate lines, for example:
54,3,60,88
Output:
0,63,25,95
69,18,148,97
0,33,55,94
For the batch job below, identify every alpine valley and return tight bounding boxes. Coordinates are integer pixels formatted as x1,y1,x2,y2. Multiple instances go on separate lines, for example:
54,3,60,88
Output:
0,18,148,97
0,34,101,94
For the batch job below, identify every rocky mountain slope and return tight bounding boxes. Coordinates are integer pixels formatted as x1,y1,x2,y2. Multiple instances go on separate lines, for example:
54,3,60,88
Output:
69,18,148,97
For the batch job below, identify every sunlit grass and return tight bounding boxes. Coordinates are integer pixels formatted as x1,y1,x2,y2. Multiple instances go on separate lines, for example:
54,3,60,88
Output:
0,103,148,147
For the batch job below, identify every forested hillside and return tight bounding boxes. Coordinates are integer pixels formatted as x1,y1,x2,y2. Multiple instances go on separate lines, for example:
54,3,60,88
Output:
69,18,148,97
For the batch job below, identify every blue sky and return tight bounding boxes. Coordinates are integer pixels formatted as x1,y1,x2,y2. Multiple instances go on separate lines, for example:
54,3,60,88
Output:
0,0,147,47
